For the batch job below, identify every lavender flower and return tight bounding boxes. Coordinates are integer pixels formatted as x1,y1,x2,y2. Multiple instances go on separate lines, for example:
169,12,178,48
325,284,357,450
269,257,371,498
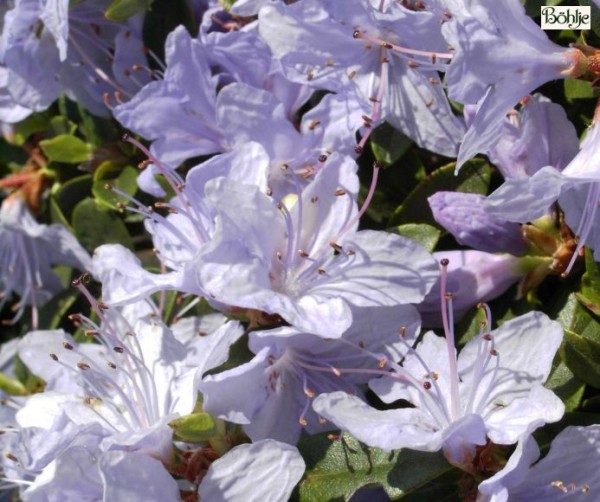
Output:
200,305,421,444
259,0,465,156
486,104,600,275
196,155,438,336
442,0,586,168
313,261,564,471
0,197,91,327
478,426,600,501
1,0,150,117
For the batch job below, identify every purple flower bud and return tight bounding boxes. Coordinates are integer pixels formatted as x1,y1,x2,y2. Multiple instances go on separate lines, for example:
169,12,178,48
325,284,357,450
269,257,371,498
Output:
417,250,524,327
429,192,528,255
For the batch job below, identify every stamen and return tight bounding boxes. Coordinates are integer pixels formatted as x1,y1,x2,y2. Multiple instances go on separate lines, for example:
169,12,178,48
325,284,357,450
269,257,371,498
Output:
334,161,382,241
440,259,461,420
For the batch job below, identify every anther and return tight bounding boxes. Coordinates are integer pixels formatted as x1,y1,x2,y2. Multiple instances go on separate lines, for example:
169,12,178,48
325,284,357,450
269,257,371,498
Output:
407,60,420,68
308,120,321,130
77,362,90,370
325,60,334,67
482,334,492,341
5,453,18,463
121,132,130,142
49,353,58,361
423,381,432,390
318,154,328,162
327,433,340,441
266,187,273,196
329,241,343,254
298,250,309,258
299,418,308,426
335,189,346,196
353,30,360,38
113,346,125,353
440,258,450,266
354,145,363,154
490,349,498,356
398,327,407,337
378,358,388,368
85,329,99,336
311,196,318,203
319,417,328,425
62,342,74,350
304,388,316,398
108,362,117,369
348,70,357,80
307,72,314,81
317,268,326,275
276,251,283,261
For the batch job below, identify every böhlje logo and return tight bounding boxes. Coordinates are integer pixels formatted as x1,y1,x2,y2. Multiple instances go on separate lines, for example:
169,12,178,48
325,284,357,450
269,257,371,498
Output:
541,6,591,30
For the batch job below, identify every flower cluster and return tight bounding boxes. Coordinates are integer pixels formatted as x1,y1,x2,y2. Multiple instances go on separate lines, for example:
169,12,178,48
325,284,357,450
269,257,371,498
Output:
1,0,600,500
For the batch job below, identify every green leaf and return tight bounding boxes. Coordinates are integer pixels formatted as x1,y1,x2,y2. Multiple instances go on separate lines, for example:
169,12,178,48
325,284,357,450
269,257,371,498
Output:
37,289,80,330
52,174,93,221
40,134,92,164
169,412,218,442
562,331,600,389
296,433,455,502
579,0,600,37
12,113,51,145
576,291,600,317
558,293,600,389
389,223,441,253
370,123,413,166
389,159,492,228
49,196,71,228
105,0,153,21
564,79,595,103
92,164,138,210
577,248,600,315
558,293,600,345
545,359,585,412
72,198,134,252
0,372,27,396
49,116,77,137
